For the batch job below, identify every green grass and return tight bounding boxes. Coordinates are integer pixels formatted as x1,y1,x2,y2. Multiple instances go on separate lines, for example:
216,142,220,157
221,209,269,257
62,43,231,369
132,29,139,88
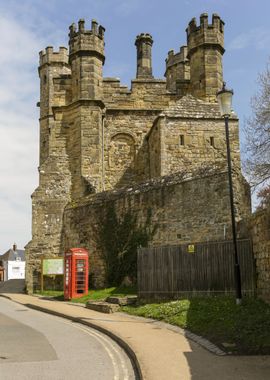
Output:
34,286,136,304
71,286,137,303
34,290,64,300
122,296,270,355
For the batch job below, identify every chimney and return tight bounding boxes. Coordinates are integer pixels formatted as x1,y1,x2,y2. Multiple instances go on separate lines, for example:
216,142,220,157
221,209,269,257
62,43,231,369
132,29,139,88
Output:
135,33,154,79
13,243,17,252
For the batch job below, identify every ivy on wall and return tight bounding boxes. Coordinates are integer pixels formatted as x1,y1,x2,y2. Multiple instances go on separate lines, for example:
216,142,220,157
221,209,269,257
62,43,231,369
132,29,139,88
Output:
95,202,156,286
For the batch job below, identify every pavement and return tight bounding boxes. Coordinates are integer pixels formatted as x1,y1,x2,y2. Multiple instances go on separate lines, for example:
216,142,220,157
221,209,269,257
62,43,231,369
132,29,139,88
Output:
1,293,270,380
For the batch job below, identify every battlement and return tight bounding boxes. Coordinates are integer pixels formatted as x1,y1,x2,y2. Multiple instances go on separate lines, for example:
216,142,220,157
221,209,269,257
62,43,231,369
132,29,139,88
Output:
69,19,105,39
39,46,69,67
186,13,224,38
186,13,225,59
166,46,188,68
186,13,225,101
68,19,105,60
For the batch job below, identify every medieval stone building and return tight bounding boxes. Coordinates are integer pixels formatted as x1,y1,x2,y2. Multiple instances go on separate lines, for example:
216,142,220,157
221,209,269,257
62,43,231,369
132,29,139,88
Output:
25,14,251,292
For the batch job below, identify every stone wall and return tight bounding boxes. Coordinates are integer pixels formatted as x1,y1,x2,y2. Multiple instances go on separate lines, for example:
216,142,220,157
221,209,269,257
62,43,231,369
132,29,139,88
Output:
250,209,270,302
61,169,250,288
104,110,160,189
148,95,241,178
25,155,71,293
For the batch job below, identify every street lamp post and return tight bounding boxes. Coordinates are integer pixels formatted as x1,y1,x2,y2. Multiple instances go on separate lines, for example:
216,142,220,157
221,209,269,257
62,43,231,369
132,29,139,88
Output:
217,82,242,305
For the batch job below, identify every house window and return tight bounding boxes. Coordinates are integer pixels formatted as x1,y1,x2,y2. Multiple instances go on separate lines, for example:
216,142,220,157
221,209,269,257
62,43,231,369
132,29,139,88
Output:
180,135,185,146
210,136,215,147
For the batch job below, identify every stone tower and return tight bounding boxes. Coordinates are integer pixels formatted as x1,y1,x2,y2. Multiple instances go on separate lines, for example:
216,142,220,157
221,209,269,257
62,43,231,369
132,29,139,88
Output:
165,46,190,93
38,46,70,164
186,13,225,101
67,19,106,196
69,19,105,100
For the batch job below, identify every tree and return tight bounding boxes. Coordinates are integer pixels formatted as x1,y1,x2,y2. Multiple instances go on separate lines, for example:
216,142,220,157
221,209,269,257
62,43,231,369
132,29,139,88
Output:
256,184,270,210
244,62,270,189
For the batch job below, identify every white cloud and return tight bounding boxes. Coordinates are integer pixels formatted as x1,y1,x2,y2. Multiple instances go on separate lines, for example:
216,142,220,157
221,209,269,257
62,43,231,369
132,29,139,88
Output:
116,0,139,16
0,10,60,253
228,27,270,51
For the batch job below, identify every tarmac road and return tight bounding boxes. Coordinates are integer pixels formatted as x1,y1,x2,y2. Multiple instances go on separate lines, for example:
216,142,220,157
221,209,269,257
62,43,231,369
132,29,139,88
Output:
0,297,135,380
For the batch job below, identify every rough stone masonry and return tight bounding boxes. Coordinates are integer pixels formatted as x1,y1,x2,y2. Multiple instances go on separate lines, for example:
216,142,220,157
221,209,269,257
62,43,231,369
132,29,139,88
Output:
25,14,251,292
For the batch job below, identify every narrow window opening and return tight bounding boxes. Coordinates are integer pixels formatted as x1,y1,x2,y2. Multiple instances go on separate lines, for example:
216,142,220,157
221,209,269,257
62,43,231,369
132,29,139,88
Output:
180,135,185,146
210,136,215,147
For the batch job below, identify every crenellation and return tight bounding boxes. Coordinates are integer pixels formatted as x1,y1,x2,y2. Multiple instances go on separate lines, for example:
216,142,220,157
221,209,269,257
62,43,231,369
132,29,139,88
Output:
186,17,197,35
69,19,105,40
165,45,190,93
212,13,224,32
91,19,98,34
200,13,208,28
166,46,188,68
39,46,69,67
78,18,85,33
26,14,251,293
186,13,224,40
69,23,77,37
186,13,225,101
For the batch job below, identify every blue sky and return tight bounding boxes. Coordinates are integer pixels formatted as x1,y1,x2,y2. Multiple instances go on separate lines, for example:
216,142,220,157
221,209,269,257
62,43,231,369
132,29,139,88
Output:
0,0,269,252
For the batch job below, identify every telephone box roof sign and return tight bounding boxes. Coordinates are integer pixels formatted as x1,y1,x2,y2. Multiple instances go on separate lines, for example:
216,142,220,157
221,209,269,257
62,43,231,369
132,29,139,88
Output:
67,248,89,256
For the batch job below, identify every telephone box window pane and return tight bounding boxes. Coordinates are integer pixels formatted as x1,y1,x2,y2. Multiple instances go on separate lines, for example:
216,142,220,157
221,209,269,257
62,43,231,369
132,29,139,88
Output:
76,259,86,293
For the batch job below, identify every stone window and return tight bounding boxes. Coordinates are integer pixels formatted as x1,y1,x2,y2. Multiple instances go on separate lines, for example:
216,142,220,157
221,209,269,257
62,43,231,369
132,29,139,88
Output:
210,136,215,147
180,135,185,146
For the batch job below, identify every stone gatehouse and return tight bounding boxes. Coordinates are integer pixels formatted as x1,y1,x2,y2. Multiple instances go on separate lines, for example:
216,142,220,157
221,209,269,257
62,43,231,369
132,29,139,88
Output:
25,14,251,292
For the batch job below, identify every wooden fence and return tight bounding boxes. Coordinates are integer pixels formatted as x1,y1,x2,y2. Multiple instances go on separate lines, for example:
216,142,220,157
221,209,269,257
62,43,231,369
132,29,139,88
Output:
137,239,255,299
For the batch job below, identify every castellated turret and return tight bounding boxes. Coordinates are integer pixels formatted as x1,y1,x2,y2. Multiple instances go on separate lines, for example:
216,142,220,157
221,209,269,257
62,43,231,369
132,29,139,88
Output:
186,13,225,101
69,19,105,100
38,46,70,165
135,33,153,79
165,46,190,93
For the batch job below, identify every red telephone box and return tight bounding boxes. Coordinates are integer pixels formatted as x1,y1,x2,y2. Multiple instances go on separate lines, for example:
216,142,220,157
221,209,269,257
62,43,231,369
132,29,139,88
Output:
64,248,89,300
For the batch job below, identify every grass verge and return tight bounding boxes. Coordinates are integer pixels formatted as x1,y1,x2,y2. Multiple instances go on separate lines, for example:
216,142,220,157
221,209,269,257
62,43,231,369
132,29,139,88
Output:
122,296,270,355
71,286,136,303
34,290,64,300
34,286,136,304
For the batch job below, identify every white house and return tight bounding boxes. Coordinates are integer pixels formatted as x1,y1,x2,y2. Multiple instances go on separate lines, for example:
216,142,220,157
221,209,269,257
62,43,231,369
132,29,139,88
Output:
0,244,25,281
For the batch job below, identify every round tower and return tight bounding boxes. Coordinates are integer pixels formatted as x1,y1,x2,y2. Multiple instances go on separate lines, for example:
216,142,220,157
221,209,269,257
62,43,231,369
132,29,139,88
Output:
69,19,105,100
186,13,225,102
135,33,153,79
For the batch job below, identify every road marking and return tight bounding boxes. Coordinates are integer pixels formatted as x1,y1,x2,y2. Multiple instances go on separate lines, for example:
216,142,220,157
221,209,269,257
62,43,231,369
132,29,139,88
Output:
0,299,133,379
75,324,130,380
60,319,131,380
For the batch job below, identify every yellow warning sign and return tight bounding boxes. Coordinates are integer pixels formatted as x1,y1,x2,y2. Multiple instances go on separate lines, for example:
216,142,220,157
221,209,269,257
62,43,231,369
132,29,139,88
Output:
187,244,195,253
